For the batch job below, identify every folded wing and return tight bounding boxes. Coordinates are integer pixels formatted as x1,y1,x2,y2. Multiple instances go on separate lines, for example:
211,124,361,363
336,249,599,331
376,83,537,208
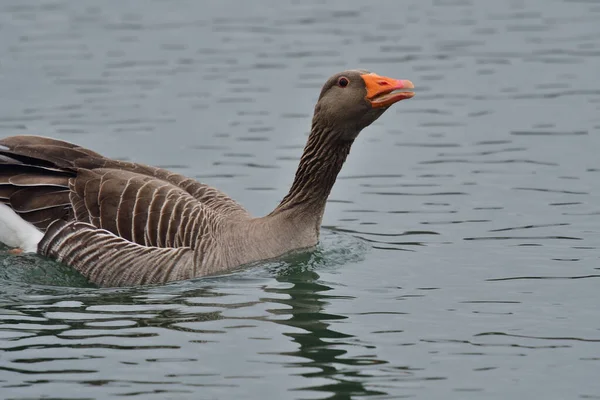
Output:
0,135,248,249
0,135,250,231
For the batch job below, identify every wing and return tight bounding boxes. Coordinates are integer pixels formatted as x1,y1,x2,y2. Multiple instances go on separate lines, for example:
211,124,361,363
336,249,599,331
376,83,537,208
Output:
0,135,250,224
0,163,75,229
0,162,215,249
68,168,212,249
39,220,197,287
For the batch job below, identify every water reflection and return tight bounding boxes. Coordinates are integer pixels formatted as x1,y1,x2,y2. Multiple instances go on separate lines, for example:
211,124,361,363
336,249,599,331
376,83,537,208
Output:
267,269,388,398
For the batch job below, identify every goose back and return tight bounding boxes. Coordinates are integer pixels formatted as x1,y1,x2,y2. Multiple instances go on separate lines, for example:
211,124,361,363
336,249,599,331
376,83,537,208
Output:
0,136,250,237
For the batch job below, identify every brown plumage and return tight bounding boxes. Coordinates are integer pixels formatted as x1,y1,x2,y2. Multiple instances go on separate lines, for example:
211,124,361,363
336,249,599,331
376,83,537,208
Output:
0,70,414,287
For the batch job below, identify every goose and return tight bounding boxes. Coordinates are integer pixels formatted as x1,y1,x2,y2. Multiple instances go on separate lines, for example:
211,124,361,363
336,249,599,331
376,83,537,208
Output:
0,70,414,287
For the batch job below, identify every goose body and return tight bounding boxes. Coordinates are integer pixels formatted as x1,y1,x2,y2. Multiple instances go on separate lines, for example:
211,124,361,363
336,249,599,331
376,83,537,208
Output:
0,70,414,287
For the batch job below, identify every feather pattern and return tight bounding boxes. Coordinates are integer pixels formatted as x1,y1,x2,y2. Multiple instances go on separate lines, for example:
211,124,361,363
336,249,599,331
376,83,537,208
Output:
39,221,196,287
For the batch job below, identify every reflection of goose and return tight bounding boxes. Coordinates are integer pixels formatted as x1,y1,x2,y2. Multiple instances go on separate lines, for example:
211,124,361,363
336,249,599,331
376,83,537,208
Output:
267,269,387,397
0,70,414,287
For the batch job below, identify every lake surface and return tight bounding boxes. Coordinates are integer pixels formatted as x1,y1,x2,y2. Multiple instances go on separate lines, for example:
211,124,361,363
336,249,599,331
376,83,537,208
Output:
0,0,599,398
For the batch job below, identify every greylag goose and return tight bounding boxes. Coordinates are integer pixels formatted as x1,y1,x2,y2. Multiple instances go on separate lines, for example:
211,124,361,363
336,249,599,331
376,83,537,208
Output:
0,70,414,287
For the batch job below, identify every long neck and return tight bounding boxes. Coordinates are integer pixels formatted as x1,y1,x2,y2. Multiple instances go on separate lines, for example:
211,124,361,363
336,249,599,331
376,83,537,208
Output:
270,118,353,222
222,117,354,265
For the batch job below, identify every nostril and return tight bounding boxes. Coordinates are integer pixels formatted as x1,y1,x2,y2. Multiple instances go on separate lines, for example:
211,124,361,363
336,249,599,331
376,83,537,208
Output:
378,80,390,86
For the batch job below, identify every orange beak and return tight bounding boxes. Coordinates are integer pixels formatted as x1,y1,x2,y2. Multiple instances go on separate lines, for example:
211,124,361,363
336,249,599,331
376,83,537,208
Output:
361,73,415,108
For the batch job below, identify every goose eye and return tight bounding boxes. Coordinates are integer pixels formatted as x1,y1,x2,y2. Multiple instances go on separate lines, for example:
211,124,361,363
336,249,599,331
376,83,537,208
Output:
337,77,349,88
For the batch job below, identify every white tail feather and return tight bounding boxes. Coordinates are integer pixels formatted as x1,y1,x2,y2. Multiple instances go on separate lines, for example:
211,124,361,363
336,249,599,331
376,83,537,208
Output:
0,203,43,252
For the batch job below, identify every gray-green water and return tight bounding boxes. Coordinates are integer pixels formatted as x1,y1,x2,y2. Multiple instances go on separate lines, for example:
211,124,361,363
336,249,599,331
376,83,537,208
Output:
1,0,599,398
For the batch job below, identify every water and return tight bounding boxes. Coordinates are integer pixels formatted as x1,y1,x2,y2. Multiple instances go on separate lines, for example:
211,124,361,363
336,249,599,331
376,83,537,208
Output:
0,0,599,398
